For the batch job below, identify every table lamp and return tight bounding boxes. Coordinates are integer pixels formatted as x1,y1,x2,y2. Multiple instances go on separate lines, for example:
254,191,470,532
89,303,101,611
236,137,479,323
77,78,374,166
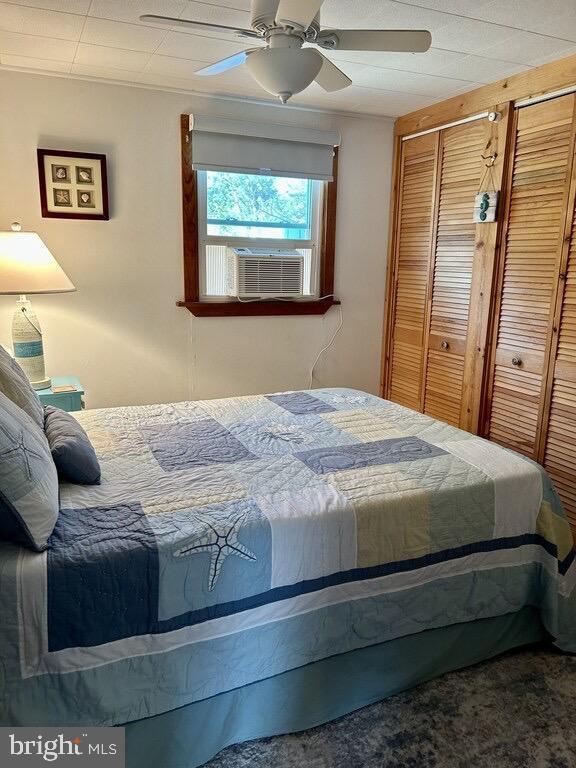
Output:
0,223,75,390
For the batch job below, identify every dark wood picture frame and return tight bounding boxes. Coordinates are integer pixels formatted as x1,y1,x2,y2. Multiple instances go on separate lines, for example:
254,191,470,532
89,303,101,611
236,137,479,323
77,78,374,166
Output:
37,149,109,220
177,114,340,317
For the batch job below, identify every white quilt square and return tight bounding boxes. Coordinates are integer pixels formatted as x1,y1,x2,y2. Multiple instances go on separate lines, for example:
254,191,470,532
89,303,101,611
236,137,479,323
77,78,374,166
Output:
256,485,356,588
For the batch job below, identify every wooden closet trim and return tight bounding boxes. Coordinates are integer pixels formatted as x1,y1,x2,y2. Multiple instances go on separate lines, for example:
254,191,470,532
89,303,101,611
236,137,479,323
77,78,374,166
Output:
380,134,402,395
462,103,512,434
395,53,576,138
477,106,517,437
536,97,576,462
479,107,520,437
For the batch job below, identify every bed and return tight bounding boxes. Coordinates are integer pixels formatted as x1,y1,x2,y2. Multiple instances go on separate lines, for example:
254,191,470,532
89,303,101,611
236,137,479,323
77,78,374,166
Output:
1,388,575,767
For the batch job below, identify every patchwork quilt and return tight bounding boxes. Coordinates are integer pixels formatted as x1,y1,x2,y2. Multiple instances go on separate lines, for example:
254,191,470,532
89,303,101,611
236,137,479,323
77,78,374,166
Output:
1,388,575,727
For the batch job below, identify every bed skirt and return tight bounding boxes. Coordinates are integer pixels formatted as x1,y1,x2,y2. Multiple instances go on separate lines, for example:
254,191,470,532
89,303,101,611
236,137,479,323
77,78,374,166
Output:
124,608,546,768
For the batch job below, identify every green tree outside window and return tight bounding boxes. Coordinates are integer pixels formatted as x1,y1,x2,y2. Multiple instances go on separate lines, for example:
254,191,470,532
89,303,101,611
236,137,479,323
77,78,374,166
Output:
206,172,312,239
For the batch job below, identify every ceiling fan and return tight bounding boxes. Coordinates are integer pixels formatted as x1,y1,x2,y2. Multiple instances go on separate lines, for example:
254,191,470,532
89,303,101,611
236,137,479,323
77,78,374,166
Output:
141,0,431,103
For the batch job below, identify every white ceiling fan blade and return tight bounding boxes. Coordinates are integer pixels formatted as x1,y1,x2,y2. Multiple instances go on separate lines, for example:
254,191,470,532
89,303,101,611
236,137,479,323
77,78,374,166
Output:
139,15,259,39
195,50,254,76
275,0,325,30
316,29,432,52
315,54,352,92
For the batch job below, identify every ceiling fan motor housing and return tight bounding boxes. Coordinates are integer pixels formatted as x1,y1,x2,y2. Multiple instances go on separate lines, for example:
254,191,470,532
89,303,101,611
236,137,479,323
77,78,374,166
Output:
251,0,320,37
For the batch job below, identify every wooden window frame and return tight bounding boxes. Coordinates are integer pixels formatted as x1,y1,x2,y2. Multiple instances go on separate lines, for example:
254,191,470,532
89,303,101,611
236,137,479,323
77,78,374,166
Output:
177,114,340,317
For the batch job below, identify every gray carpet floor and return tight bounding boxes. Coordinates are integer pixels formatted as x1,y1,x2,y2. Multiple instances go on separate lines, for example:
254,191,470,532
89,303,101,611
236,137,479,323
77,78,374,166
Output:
207,647,576,768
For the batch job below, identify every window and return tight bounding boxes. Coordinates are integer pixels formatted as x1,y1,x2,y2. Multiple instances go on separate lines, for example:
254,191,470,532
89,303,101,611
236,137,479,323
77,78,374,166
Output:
198,171,323,299
179,114,339,317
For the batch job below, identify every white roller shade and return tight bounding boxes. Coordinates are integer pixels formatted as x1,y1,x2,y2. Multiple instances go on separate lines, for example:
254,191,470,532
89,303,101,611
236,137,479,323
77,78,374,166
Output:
189,114,340,181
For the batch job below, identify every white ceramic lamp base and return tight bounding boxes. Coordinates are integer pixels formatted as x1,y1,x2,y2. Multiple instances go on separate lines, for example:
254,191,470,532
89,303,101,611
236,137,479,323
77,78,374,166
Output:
12,295,51,390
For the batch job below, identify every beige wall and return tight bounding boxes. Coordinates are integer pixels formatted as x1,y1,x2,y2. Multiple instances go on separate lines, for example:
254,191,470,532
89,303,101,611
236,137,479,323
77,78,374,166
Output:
0,69,393,409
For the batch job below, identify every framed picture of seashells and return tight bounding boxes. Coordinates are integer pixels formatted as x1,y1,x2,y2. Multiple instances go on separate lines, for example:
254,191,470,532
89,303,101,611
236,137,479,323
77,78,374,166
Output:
37,149,109,220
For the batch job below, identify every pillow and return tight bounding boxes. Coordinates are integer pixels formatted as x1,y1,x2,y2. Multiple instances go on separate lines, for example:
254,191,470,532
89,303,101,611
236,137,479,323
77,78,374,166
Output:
0,391,59,551
0,344,44,430
44,406,101,485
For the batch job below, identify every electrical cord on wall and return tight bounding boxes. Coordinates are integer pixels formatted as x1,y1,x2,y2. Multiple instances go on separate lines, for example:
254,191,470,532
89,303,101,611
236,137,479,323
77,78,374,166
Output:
308,303,344,390
230,292,343,390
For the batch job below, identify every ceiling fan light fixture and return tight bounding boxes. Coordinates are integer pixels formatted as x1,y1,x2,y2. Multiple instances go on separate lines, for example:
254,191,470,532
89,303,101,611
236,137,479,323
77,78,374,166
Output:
246,47,322,102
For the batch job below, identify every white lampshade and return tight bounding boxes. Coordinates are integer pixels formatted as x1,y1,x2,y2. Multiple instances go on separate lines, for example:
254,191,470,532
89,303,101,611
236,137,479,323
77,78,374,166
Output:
0,226,75,295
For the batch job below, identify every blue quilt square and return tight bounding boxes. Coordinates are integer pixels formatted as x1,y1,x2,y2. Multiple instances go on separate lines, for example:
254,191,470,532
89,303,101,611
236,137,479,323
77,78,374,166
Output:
266,392,336,415
142,419,257,471
308,389,386,411
47,503,159,651
227,413,357,458
296,437,447,474
148,499,272,620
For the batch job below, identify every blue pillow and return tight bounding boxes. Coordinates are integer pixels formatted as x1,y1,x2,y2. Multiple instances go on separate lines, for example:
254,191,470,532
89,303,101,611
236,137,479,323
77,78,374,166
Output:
0,344,44,429
44,406,101,485
0,391,59,551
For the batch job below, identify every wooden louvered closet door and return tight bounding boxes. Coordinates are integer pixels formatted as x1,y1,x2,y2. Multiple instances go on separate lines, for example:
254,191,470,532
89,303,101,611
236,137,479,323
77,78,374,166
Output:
422,121,487,426
486,95,576,457
541,124,576,529
387,133,438,410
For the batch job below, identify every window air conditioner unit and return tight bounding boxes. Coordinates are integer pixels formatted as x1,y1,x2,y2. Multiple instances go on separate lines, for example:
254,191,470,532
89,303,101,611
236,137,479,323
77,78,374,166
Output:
226,247,304,299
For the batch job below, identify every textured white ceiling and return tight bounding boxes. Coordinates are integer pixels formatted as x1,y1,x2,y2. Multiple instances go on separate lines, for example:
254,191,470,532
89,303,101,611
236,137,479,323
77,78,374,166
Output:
0,0,575,116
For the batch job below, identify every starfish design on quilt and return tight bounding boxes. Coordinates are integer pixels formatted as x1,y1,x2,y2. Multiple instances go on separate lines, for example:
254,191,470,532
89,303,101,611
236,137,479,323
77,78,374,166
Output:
262,423,305,443
0,421,44,480
330,394,368,405
174,512,257,591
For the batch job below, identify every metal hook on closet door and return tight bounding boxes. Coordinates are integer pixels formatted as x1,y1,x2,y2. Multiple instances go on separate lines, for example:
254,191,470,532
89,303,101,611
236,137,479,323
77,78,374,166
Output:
481,153,497,167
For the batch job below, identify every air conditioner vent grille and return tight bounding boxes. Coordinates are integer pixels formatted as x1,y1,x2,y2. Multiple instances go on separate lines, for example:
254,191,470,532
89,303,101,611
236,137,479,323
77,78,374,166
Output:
226,248,304,298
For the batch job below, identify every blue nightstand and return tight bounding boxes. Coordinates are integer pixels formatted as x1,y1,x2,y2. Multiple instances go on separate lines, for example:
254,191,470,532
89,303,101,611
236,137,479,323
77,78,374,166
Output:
36,376,85,412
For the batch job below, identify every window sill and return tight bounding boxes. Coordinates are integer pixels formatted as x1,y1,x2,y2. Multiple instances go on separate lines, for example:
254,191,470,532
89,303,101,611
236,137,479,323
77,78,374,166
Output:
176,298,340,317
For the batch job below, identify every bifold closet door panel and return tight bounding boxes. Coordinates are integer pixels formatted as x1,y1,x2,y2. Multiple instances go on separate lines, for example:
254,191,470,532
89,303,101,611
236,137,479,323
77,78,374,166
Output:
487,94,576,456
543,166,576,529
387,132,438,410
423,120,487,426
